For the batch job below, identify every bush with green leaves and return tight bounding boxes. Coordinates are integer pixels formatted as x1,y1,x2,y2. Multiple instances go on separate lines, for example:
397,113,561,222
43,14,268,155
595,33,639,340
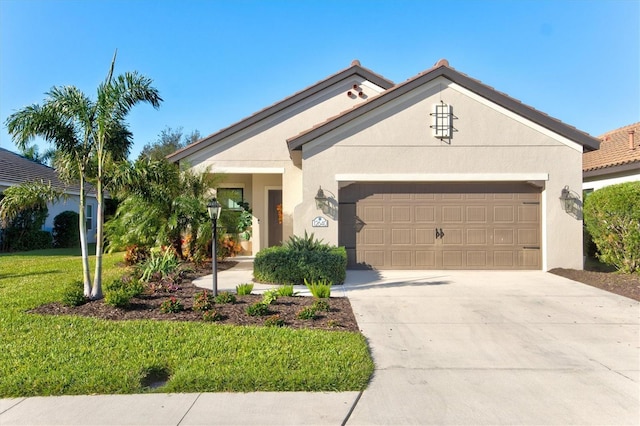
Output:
236,283,253,295
304,278,332,298
202,309,223,322
193,290,214,312
140,248,180,282
254,239,346,285
104,277,144,308
296,306,317,320
264,314,285,327
246,302,270,317
583,182,640,273
312,299,331,312
277,285,297,297
214,291,236,304
285,231,331,252
262,289,279,305
61,280,87,307
160,297,184,313
52,211,80,248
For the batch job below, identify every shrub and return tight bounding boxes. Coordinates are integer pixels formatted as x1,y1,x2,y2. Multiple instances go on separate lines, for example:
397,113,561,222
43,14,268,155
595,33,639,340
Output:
276,285,297,297
104,277,144,308
264,314,285,327
140,248,180,282
312,299,331,312
202,309,223,322
124,245,150,266
262,289,279,305
160,297,184,313
52,211,80,248
246,302,270,316
1,205,51,252
285,231,330,252
193,290,214,312
254,245,347,285
584,182,640,273
236,283,254,295
61,280,87,307
296,306,317,320
304,278,332,298
214,291,236,304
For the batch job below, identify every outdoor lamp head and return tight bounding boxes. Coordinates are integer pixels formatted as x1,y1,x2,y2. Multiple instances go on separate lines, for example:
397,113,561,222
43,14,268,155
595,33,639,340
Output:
207,198,222,220
315,186,327,210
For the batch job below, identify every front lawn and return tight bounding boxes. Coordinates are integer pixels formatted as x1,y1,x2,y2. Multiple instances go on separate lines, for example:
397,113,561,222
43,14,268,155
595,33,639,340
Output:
0,248,373,397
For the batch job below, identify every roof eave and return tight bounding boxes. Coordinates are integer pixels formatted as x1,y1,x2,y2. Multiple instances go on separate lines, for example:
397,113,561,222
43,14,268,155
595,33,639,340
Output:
166,63,394,163
288,65,601,152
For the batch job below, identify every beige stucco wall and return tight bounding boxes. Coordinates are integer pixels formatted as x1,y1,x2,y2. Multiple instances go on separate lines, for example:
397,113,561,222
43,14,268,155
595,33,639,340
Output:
297,77,585,270
182,76,387,253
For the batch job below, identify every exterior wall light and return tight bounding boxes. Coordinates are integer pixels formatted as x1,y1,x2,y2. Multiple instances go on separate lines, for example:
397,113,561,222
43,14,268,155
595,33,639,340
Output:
559,186,572,212
315,186,328,210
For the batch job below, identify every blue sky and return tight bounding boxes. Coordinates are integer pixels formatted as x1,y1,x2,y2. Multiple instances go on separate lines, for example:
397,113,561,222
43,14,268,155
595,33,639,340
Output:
1,0,638,159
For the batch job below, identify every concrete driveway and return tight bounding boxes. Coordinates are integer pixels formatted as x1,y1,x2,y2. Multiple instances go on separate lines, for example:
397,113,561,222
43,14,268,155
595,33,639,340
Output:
343,270,639,425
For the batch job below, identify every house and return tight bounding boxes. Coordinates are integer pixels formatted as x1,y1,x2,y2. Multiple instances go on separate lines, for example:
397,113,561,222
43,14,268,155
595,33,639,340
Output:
583,122,640,193
0,147,98,244
168,59,600,271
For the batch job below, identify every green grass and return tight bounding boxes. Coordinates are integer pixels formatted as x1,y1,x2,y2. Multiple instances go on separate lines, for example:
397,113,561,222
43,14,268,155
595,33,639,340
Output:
0,248,373,397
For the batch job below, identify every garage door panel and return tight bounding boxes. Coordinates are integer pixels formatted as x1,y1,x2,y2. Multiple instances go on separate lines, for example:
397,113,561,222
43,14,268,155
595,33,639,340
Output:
391,206,412,222
391,229,412,245
416,229,436,245
341,183,541,270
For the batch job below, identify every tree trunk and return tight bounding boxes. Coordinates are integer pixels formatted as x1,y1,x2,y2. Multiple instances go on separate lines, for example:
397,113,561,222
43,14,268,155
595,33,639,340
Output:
91,166,104,299
78,173,92,297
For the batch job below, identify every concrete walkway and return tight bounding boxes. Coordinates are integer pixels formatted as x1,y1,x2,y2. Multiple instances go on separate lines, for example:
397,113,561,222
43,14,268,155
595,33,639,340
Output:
1,265,638,425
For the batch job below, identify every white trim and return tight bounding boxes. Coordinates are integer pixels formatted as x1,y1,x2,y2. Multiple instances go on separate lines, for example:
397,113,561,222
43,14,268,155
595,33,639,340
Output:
335,173,549,182
447,81,584,153
212,167,285,174
541,186,548,271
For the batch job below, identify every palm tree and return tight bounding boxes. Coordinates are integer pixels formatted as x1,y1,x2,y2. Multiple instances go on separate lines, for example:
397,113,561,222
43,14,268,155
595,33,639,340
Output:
5,51,162,299
89,52,162,298
6,93,95,295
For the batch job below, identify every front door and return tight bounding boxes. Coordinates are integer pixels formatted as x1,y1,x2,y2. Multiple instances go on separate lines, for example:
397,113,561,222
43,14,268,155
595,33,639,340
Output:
268,189,283,246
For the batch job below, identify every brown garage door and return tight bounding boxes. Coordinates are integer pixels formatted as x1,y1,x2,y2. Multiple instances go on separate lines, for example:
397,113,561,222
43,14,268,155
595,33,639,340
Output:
339,182,541,270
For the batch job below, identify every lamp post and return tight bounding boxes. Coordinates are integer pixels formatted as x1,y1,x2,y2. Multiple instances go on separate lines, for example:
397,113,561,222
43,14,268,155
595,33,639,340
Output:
207,198,222,296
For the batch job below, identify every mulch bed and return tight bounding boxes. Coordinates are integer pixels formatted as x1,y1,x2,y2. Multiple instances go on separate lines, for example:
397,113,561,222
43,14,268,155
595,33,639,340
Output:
29,262,360,332
550,268,640,302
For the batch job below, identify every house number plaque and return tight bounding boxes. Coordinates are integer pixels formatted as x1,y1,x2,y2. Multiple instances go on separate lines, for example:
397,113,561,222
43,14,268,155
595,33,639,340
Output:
312,216,328,227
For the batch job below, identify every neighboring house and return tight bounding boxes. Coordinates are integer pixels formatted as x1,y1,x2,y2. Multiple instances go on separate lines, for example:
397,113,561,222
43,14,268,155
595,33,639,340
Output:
0,147,98,244
583,122,640,192
168,59,600,271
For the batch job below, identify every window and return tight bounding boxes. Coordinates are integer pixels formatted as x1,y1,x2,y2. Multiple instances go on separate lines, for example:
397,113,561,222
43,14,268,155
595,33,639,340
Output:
86,204,93,230
217,188,244,210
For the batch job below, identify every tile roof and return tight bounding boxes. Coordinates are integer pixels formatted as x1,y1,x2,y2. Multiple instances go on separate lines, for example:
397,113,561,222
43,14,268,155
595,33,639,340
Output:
167,60,394,162
288,59,601,151
583,122,640,172
0,147,93,196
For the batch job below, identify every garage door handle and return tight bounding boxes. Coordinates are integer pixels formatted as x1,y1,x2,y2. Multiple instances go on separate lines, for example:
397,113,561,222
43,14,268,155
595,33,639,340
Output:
435,228,444,239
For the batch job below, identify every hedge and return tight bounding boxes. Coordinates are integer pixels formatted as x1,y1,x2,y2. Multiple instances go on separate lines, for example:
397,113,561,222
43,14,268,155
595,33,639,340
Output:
254,246,347,285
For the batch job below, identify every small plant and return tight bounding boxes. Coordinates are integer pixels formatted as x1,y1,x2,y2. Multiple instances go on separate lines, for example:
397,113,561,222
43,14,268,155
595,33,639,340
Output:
104,277,144,308
304,278,332,298
236,283,254,295
193,290,214,312
296,306,317,320
312,299,331,312
214,291,236,304
140,248,180,282
246,302,270,317
326,319,341,328
264,314,285,327
277,285,297,297
202,309,223,322
61,281,88,307
105,289,133,308
160,297,184,313
124,245,150,266
262,289,279,305
285,231,331,252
